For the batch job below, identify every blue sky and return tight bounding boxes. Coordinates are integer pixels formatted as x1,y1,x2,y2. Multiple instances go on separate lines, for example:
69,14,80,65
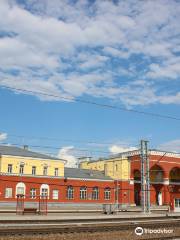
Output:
0,0,179,165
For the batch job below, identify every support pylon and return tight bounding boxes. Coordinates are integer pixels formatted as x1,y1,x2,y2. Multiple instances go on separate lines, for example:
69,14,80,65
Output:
140,140,150,213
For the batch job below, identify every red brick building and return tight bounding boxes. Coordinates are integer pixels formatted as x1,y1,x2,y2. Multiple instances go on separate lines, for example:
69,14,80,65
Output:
0,146,179,212
0,170,115,206
129,150,180,211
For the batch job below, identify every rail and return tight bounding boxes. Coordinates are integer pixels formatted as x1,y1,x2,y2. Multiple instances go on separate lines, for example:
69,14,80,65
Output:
0,217,179,239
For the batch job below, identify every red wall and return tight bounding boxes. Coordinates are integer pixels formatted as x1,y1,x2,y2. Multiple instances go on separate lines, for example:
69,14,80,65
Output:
0,175,115,204
0,152,179,209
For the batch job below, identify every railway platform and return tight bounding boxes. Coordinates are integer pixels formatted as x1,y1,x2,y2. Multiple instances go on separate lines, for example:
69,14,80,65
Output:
0,211,179,221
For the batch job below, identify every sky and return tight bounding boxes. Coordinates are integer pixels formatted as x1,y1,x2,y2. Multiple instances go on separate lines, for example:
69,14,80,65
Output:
0,0,180,167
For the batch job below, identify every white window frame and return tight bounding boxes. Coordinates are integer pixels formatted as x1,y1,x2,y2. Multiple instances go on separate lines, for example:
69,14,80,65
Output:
30,188,36,199
7,164,12,174
67,186,74,200
104,187,111,200
32,166,36,175
5,188,12,198
80,187,87,200
52,189,59,200
19,164,24,175
43,166,48,176
54,168,59,176
16,182,26,197
40,184,49,198
92,187,99,200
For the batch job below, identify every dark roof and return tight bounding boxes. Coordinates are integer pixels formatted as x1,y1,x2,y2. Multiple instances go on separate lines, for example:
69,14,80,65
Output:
0,145,61,160
64,167,113,180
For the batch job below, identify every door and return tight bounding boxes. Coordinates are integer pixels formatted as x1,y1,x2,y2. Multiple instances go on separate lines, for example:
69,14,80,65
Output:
174,199,180,212
135,190,140,206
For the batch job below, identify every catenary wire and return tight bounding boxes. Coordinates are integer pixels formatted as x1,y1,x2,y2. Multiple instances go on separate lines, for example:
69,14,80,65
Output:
6,133,138,146
1,84,180,121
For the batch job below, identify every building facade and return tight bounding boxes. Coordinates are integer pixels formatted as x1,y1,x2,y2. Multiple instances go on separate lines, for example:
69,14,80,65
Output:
80,150,180,211
0,145,179,211
0,146,115,206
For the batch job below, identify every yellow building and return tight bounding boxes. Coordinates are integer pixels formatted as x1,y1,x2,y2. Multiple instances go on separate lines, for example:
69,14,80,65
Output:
0,145,65,177
80,156,130,180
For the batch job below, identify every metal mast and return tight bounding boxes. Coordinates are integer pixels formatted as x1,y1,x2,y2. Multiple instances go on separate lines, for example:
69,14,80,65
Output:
140,140,150,213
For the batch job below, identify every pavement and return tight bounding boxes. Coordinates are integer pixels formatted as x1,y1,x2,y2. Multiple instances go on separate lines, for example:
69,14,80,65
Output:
0,212,179,221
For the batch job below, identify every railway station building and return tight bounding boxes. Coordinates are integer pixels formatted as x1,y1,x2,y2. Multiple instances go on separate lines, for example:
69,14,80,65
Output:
0,145,114,206
80,150,180,211
0,145,179,212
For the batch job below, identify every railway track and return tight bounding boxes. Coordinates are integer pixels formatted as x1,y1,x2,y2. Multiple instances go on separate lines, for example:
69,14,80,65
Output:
0,217,179,239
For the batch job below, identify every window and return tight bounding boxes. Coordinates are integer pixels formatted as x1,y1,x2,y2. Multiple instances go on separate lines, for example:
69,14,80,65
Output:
41,188,48,198
175,199,180,208
104,187,111,200
66,186,74,200
7,164,12,174
19,164,24,175
40,184,49,198
30,188,36,199
80,187,87,200
54,168,59,176
5,188,12,198
16,182,26,196
52,190,59,200
43,166,48,176
92,187,99,200
32,166,36,175
17,187,24,195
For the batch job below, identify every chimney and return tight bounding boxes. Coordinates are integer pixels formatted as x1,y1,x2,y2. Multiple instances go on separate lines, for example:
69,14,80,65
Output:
23,145,28,150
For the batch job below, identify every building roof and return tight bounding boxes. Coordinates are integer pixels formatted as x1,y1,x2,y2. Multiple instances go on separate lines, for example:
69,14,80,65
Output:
80,149,180,164
0,145,62,161
64,167,113,180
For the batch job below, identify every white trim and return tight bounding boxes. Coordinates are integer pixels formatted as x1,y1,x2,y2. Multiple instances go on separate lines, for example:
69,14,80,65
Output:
0,172,64,179
131,159,180,165
129,180,134,185
65,177,114,182
109,150,180,159
40,184,49,198
164,179,170,185
16,182,26,196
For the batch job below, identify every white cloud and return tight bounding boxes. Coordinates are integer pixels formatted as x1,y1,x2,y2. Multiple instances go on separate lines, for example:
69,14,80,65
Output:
109,145,137,155
57,146,77,168
0,132,7,141
103,47,130,59
0,0,180,107
158,139,180,153
78,53,109,70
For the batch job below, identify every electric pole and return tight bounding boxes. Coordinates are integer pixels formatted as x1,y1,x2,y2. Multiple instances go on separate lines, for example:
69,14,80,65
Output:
140,140,150,213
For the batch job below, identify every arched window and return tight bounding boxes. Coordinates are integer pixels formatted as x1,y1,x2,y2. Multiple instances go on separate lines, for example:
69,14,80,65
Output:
150,165,164,182
16,182,26,196
92,187,99,200
104,187,111,200
134,170,141,182
169,167,180,183
80,186,87,200
66,186,74,199
40,184,49,198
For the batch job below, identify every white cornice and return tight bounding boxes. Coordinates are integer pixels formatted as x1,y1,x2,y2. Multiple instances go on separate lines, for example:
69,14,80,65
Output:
1,154,65,163
110,149,180,159
0,172,64,179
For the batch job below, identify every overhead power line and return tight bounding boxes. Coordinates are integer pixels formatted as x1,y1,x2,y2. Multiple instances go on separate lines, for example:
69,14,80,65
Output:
1,84,180,121
7,133,137,146
1,141,180,158
1,142,127,155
